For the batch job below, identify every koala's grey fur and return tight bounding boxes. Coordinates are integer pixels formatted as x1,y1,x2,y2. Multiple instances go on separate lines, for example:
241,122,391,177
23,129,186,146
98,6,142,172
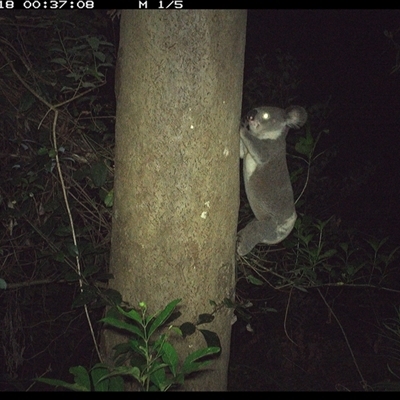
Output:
237,105,308,256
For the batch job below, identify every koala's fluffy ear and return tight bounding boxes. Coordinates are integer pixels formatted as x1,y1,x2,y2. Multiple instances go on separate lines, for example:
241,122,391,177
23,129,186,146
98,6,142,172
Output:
285,106,308,129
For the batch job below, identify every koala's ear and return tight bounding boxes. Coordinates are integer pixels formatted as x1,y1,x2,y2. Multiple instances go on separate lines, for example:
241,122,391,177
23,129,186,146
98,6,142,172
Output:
285,106,307,129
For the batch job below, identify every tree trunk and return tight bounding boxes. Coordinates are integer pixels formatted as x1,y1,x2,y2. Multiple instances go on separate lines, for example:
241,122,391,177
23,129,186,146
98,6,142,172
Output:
103,10,247,391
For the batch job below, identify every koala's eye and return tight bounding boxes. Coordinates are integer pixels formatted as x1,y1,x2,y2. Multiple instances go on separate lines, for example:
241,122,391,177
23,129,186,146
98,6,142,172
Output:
261,112,270,120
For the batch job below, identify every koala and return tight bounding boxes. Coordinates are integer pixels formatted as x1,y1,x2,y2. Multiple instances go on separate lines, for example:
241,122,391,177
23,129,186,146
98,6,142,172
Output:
237,105,308,256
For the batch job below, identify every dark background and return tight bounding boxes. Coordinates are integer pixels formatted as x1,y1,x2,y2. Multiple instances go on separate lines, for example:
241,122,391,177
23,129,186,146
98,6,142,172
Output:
245,9,400,242
229,9,400,391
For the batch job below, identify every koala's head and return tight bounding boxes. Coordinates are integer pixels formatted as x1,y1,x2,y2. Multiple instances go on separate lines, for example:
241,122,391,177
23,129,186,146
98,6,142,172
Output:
245,106,307,140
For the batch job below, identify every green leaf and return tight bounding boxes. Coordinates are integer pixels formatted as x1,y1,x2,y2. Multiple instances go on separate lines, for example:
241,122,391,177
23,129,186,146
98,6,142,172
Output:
161,342,178,376
148,299,181,338
90,364,109,391
36,377,89,391
116,306,142,324
90,364,125,391
182,347,220,375
100,317,144,339
104,189,114,207
183,347,220,366
101,366,141,381
150,367,170,391
247,275,263,285
0,279,7,290
148,361,169,376
70,366,91,390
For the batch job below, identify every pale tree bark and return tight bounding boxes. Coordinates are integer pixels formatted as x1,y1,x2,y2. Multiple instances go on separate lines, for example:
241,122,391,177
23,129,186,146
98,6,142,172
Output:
103,10,247,391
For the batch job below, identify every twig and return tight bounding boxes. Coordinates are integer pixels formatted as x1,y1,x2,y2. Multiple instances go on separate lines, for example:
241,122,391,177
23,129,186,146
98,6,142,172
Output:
283,287,297,346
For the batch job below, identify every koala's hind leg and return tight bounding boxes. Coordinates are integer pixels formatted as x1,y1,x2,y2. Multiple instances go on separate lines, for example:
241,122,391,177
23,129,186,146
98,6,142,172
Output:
237,213,296,256
237,219,278,256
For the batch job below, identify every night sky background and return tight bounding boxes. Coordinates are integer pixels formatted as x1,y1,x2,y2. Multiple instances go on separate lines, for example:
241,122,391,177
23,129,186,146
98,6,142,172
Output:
245,9,400,243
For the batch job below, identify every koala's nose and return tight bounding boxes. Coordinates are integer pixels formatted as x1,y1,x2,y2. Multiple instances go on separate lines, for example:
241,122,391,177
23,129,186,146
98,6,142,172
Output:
247,109,257,121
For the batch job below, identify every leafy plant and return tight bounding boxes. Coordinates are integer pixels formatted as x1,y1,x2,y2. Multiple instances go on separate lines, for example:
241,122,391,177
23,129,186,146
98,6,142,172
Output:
37,299,220,391
37,364,124,392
